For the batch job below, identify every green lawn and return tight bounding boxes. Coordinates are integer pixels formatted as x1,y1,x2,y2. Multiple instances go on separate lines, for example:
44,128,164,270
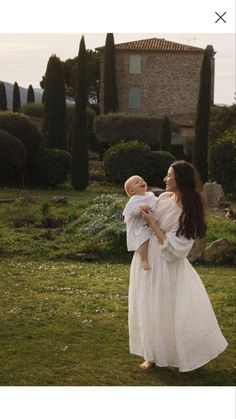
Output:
0,185,235,386
0,258,234,386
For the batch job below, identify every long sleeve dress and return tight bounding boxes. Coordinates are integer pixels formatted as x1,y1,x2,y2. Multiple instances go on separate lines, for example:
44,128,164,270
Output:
128,192,228,372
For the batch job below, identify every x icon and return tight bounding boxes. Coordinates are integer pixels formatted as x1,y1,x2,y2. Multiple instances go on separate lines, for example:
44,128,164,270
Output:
215,12,226,23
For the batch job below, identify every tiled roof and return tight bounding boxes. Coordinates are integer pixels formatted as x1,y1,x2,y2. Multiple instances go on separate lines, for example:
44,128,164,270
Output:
96,37,204,53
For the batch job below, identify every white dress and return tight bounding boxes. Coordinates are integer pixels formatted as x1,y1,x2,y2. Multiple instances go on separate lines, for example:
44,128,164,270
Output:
122,192,157,251
129,192,228,372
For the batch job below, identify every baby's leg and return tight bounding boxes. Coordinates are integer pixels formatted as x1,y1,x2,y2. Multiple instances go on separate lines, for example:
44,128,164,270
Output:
138,240,150,270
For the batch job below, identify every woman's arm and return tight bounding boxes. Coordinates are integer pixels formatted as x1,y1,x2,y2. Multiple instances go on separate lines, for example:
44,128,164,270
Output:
140,208,166,244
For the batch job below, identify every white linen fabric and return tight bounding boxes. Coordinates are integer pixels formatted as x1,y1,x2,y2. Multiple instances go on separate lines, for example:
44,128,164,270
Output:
122,191,158,251
129,192,228,372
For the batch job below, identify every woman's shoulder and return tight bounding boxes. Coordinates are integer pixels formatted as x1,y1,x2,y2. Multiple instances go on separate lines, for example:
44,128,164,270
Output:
158,192,173,201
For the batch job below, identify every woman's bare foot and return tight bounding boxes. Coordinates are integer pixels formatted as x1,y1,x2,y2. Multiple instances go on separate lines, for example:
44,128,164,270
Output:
139,361,155,370
141,260,150,270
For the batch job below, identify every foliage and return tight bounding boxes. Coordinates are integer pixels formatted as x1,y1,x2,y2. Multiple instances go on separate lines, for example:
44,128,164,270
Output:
0,82,7,111
104,140,176,187
95,113,163,146
192,48,211,182
208,129,236,195
159,115,172,152
20,103,44,118
0,111,43,162
209,104,236,142
32,148,71,187
42,54,67,149
41,49,100,101
73,193,127,252
0,129,27,186
71,36,89,191
12,82,21,112
27,84,35,103
103,33,118,113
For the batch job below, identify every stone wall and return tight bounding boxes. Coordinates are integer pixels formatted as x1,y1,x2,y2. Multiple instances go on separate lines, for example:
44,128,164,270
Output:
99,50,212,118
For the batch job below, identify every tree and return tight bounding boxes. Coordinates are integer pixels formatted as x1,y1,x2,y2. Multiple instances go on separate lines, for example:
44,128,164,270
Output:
27,84,35,103
12,82,21,112
42,55,66,149
103,33,118,113
159,115,172,152
0,82,7,111
71,36,89,191
192,48,211,182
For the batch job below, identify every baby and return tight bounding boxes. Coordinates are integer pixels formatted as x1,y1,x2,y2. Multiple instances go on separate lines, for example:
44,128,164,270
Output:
122,175,157,270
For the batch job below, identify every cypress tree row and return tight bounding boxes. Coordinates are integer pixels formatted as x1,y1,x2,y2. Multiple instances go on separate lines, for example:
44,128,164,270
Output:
42,55,66,149
159,115,172,151
27,84,35,103
71,35,89,191
12,82,21,112
0,82,7,111
192,48,211,182
103,33,118,114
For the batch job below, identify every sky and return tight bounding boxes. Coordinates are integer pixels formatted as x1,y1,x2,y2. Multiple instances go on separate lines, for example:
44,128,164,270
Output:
0,32,235,105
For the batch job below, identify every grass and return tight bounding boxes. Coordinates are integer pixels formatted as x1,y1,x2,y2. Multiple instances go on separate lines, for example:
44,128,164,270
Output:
0,258,234,386
0,184,235,386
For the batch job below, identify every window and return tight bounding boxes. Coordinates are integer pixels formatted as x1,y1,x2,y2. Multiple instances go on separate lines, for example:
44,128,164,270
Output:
129,87,141,109
129,55,141,74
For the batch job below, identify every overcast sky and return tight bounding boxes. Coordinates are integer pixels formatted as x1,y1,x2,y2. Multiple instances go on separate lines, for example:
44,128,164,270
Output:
0,33,235,105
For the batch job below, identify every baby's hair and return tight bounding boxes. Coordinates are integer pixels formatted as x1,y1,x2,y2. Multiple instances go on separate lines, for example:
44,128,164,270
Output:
124,175,139,197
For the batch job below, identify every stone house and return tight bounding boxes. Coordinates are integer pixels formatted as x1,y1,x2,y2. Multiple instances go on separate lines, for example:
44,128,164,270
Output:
96,37,215,148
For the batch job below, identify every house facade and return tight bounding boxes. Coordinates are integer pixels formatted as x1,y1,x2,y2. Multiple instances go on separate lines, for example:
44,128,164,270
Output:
97,37,215,119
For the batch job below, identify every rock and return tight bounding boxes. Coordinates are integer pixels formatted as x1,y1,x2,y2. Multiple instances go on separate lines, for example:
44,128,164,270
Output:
188,238,205,263
51,196,68,205
203,238,233,263
202,182,224,208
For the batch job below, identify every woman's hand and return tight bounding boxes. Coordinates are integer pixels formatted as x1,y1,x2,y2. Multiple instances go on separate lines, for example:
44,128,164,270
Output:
140,207,155,225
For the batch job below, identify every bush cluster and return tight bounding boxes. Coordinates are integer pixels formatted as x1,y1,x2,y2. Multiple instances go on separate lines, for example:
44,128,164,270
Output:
0,129,27,186
104,141,176,187
32,148,71,187
94,113,162,146
208,129,236,195
20,103,44,118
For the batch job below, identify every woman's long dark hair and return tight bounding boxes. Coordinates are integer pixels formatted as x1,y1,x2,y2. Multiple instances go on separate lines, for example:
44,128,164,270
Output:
171,161,207,239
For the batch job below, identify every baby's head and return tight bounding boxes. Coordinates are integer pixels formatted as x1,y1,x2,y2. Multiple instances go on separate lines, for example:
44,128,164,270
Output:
124,175,148,197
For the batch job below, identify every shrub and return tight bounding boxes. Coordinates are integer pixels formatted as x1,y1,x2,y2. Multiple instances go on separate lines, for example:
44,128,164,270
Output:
32,148,71,187
73,194,127,253
94,113,162,146
208,129,236,195
0,112,43,162
0,129,27,186
20,103,43,118
104,141,176,187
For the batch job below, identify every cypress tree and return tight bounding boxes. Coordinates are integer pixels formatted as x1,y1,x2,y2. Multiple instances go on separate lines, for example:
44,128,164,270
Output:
159,115,172,151
0,82,7,111
27,84,35,103
42,55,66,149
71,35,89,191
192,48,211,182
12,82,21,112
103,33,118,114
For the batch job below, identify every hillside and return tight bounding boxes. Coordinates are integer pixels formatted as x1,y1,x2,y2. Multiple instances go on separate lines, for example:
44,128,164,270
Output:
0,81,43,109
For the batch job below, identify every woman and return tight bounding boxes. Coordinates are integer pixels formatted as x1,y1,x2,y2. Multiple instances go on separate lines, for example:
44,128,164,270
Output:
129,160,228,372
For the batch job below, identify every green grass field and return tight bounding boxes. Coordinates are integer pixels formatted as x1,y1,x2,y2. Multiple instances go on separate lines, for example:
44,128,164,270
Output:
0,184,235,386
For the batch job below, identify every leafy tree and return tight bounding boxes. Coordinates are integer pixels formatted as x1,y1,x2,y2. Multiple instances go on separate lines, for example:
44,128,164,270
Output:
192,48,211,182
71,36,89,191
40,50,100,101
12,82,21,112
159,115,172,152
0,82,7,110
42,55,66,149
27,84,35,103
103,33,118,113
